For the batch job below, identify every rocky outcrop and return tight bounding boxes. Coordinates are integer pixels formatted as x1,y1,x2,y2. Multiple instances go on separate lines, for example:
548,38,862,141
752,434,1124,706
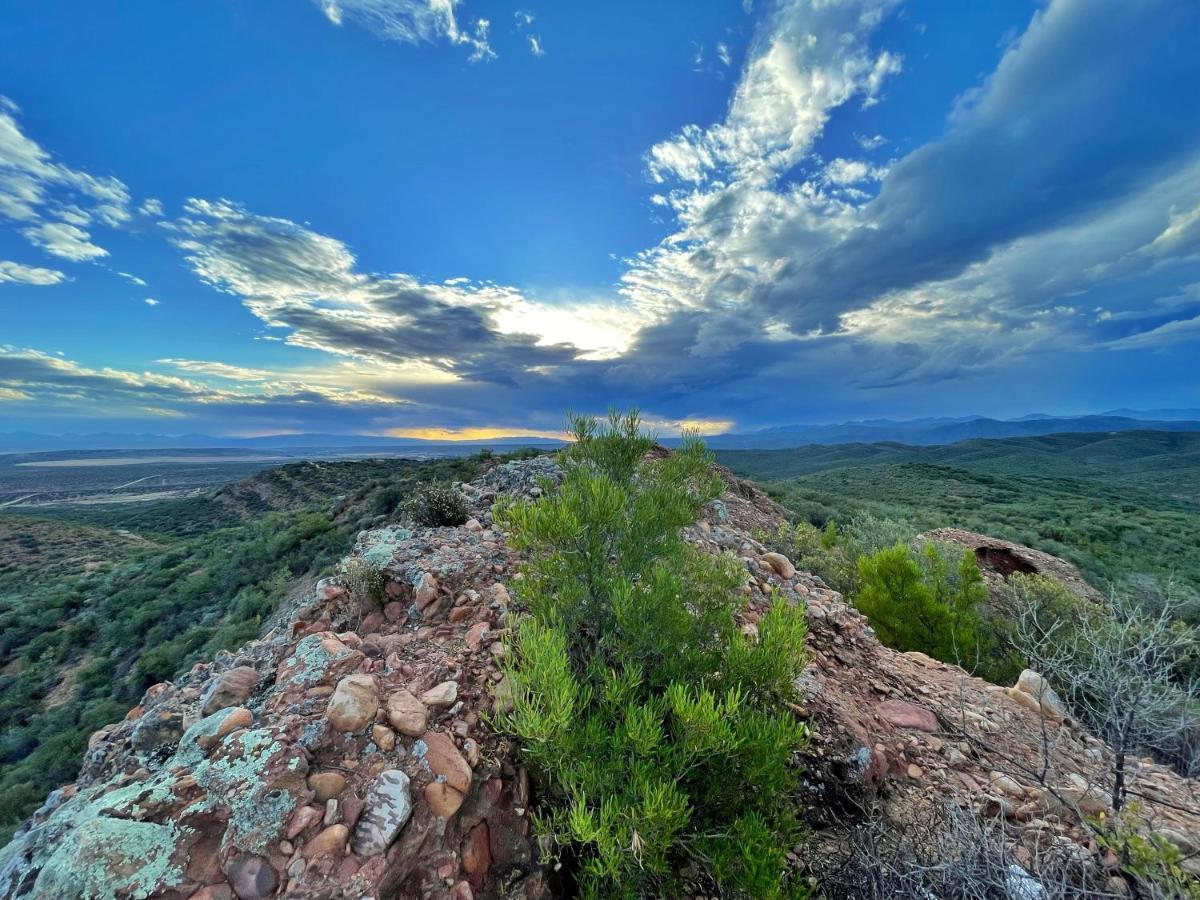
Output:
921,526,1104,603
1,453,1196,897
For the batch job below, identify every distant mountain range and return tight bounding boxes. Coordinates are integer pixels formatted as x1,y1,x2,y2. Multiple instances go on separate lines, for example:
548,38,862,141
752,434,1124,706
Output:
3,411,1199,453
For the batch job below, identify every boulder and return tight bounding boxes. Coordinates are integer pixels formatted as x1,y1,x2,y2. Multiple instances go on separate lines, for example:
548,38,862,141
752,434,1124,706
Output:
425,781,465,818
1007,669,1069,721
326,674,379,733
876,699,939,733
200,666,259,716
761,552,796,579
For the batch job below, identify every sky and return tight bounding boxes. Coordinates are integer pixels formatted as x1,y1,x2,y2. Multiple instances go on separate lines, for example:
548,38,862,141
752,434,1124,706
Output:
1,0,1198,439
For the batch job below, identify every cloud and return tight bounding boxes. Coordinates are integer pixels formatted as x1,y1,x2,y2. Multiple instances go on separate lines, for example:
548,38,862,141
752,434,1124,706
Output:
0,96,131,262
170,198,646,386
527,35,545,57
315,0,495,61
0,260,66,285
138,198,164,217
22,221,109,261
716,42,732,67
144,297,160,306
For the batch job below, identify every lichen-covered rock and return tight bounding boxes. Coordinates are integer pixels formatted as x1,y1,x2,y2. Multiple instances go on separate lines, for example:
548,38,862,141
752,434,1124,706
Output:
352,770,413,857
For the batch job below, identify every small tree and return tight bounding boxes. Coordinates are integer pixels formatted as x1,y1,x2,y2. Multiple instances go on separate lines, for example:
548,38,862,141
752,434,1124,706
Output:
854,541,994,675
497,411,810,898
1012,586,1200,812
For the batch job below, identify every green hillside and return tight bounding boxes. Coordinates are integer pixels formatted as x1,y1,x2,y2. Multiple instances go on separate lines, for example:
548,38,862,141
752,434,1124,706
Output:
0,453,483,842
717,431,1200,594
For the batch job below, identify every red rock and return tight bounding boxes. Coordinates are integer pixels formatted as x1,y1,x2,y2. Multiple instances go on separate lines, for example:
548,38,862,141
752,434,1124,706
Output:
420,730,472,793
341,795,365,828
462,822,491,888
383,601,405,622
303,824,349,858
877,699,939,733
415,573,439,610
308,772,346,802
465,622,489,651
286,804,323,840
449,606,473,623
386,690,428,737
201,667,259,716
326,674,379,732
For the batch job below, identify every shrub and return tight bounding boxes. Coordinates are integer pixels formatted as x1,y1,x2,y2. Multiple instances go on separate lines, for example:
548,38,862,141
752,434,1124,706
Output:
342,557,385,611
497,411,810,898
402,482,469,527
854,541,1006,679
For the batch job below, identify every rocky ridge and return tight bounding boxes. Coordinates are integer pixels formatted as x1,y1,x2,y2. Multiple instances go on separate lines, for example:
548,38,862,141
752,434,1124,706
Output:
0,452,1196,898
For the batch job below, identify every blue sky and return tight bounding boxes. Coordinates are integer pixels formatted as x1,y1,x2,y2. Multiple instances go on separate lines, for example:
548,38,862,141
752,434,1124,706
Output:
1,0,1198,437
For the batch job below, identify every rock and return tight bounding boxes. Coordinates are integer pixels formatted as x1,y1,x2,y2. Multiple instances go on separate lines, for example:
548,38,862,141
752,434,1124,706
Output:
462,823,491,889
907,763,924,779
286,804,323,840
419,730,473,793
421,681,458,708
130,705,185,752
372,724,396,751
1007,669,1069,721
308,771,346,802
876,699,939,733
761,552,796,579
415,572,439,611
303,824,349,858
425,781,465,818
464,518,483,532
386,689,429,736
383,601,405,623
353,770,413,856
945,747,969,769
326,674,379,732
224,852,279,899
200,666,259,716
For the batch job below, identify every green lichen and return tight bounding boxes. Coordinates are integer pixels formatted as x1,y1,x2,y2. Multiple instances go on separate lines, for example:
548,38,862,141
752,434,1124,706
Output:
282,633,353,687
31,817,183,899
175,705,245,769
359,526,411,568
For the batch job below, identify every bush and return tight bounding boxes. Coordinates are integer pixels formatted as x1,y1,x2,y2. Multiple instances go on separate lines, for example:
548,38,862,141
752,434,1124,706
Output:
497,411,810,898
854,541,1008,679
402,482,469,527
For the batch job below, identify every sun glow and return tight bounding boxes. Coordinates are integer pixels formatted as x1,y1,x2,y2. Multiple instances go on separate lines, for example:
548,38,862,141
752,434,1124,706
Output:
385,426,569,441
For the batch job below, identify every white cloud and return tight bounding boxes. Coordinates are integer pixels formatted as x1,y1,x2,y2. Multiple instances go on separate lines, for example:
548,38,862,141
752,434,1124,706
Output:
22,221,109,261
138,197,164,217
144,297,159,306
822,157,885,185
528,35,545,57
855,132,886,150
0,96,131,262
716,42,732,67
315,0,495,61
0,260,66,285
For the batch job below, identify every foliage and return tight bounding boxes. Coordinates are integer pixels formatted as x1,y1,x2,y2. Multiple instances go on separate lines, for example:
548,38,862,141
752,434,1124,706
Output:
0,453,484,843
718,431,1200,604
341,556,385,613
497,412,809,898
402,481,469,527
1095,808,1200,899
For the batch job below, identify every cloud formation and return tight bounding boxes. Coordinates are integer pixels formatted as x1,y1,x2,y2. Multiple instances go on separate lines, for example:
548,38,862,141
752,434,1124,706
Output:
316,0,495,61
0,260,65,285
0,97,132,265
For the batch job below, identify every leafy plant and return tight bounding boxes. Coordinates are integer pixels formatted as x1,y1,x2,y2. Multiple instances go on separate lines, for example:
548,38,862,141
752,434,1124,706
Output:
496,411,810,898
402,481,469,527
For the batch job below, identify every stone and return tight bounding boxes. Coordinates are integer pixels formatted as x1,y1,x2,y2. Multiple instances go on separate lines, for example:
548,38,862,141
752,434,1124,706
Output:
224,852,279,899
877,699,939,733
462,822,491,889
761,552,796,579
421,680,458,708
464,518,483,532
1007,669,1069,721
303,824,349,858
372,724,396,751
326,674,379,732
286,804,323,840
200,666,259,716
130,705,185,752
419,730,473,793
308,772,346,802
353,770,413,856
465,622,490,651
386,689,429,736
907,763,924,779
383,601,405,623
415,572,439,611
425,781,465,818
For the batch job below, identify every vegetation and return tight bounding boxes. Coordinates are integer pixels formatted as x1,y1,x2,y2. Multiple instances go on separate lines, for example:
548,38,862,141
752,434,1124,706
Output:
718,431,1200,601
0,453,482,843
402,481,469,527
497,413,810,898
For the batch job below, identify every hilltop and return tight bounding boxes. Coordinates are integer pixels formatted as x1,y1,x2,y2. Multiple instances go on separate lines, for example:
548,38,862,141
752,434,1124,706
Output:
2,451,1197,897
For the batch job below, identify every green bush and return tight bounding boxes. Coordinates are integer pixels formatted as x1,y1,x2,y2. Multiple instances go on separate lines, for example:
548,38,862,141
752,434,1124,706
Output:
402,482,469,527
854,541,1011,680
497,412,809,899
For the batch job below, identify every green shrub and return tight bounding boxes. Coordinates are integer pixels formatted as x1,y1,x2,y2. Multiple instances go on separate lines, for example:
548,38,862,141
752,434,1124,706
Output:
854,541,1008,679
497,411,810,899
402,482,469,527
